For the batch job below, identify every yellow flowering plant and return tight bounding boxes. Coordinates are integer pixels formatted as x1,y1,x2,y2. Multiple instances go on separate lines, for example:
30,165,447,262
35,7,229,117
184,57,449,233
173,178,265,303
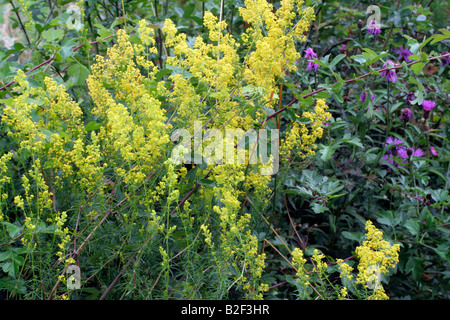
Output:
288,221,400,300
0,0,405,301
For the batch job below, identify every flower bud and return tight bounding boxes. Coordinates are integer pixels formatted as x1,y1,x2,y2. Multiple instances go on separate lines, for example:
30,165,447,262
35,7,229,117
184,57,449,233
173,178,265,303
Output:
400,108,413,123
407,148,413,157
357,19,364,29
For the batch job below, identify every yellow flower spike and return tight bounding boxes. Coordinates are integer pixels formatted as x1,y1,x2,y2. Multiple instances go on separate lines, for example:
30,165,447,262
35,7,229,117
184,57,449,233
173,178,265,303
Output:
355,221,400,297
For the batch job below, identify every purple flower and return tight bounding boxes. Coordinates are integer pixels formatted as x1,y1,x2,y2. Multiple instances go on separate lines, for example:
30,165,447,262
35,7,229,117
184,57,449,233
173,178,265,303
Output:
407,91,415,102
440,52,450,65
382,137,427,171
304,47,319,72
395,47,413,63
430,146,438,156
382,136,408,169
384,136,405,155
397,147,409,159
340,44,346,54
422,100,436,111
410,148,425,158
400,108,413,123
368,19,381,35
360,89,375,104
360,90,367,103
381,60,397,83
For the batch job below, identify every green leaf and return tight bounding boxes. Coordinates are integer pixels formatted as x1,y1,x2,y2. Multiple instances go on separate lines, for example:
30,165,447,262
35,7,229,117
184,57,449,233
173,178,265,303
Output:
342,231,364,242
0,249,25,278
67,63,90,86
434,243,450,262
351,54,366,65
1,222,23,238
318,143,339,161
42,28,65,42
329,54,346,69
198,179,216,188
311,58,329,69
411,62,424,75
311,202,329,214
154,68,173,81
376,210,402,228
59,41,77,60
85,121,103,132
165,64,193,79
405,219,420,236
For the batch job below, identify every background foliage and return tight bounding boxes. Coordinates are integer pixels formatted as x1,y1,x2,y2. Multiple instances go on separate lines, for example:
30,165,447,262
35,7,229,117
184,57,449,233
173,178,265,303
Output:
0,0,448,300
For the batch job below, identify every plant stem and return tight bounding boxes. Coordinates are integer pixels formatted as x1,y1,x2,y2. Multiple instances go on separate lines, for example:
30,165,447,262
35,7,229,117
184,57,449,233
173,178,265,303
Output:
386,81,391,134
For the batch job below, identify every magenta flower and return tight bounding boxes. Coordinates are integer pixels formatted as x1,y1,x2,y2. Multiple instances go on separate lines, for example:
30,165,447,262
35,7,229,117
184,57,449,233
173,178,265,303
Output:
368,19,381,35
430,146,438,156
395,47,413,63
410,148,425,158
382,137,408,169
381,60,397,83
422,100,436,111
340,44,346,54
400,108,413,123
383,136,403,152
422,100,436,120
304,47,319,72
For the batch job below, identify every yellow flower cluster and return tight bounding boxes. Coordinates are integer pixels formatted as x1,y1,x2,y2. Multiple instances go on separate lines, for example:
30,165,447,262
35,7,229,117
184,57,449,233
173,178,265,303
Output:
239,0,315,100
312,249,327,273
281,98,331,159
355,221,401,287
291,248,311,298
208,164,268,299
337,221,400,300
1,0,331,299
54,211,72,264
289,221,399,300
87,28,170,188
0,152,13,222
